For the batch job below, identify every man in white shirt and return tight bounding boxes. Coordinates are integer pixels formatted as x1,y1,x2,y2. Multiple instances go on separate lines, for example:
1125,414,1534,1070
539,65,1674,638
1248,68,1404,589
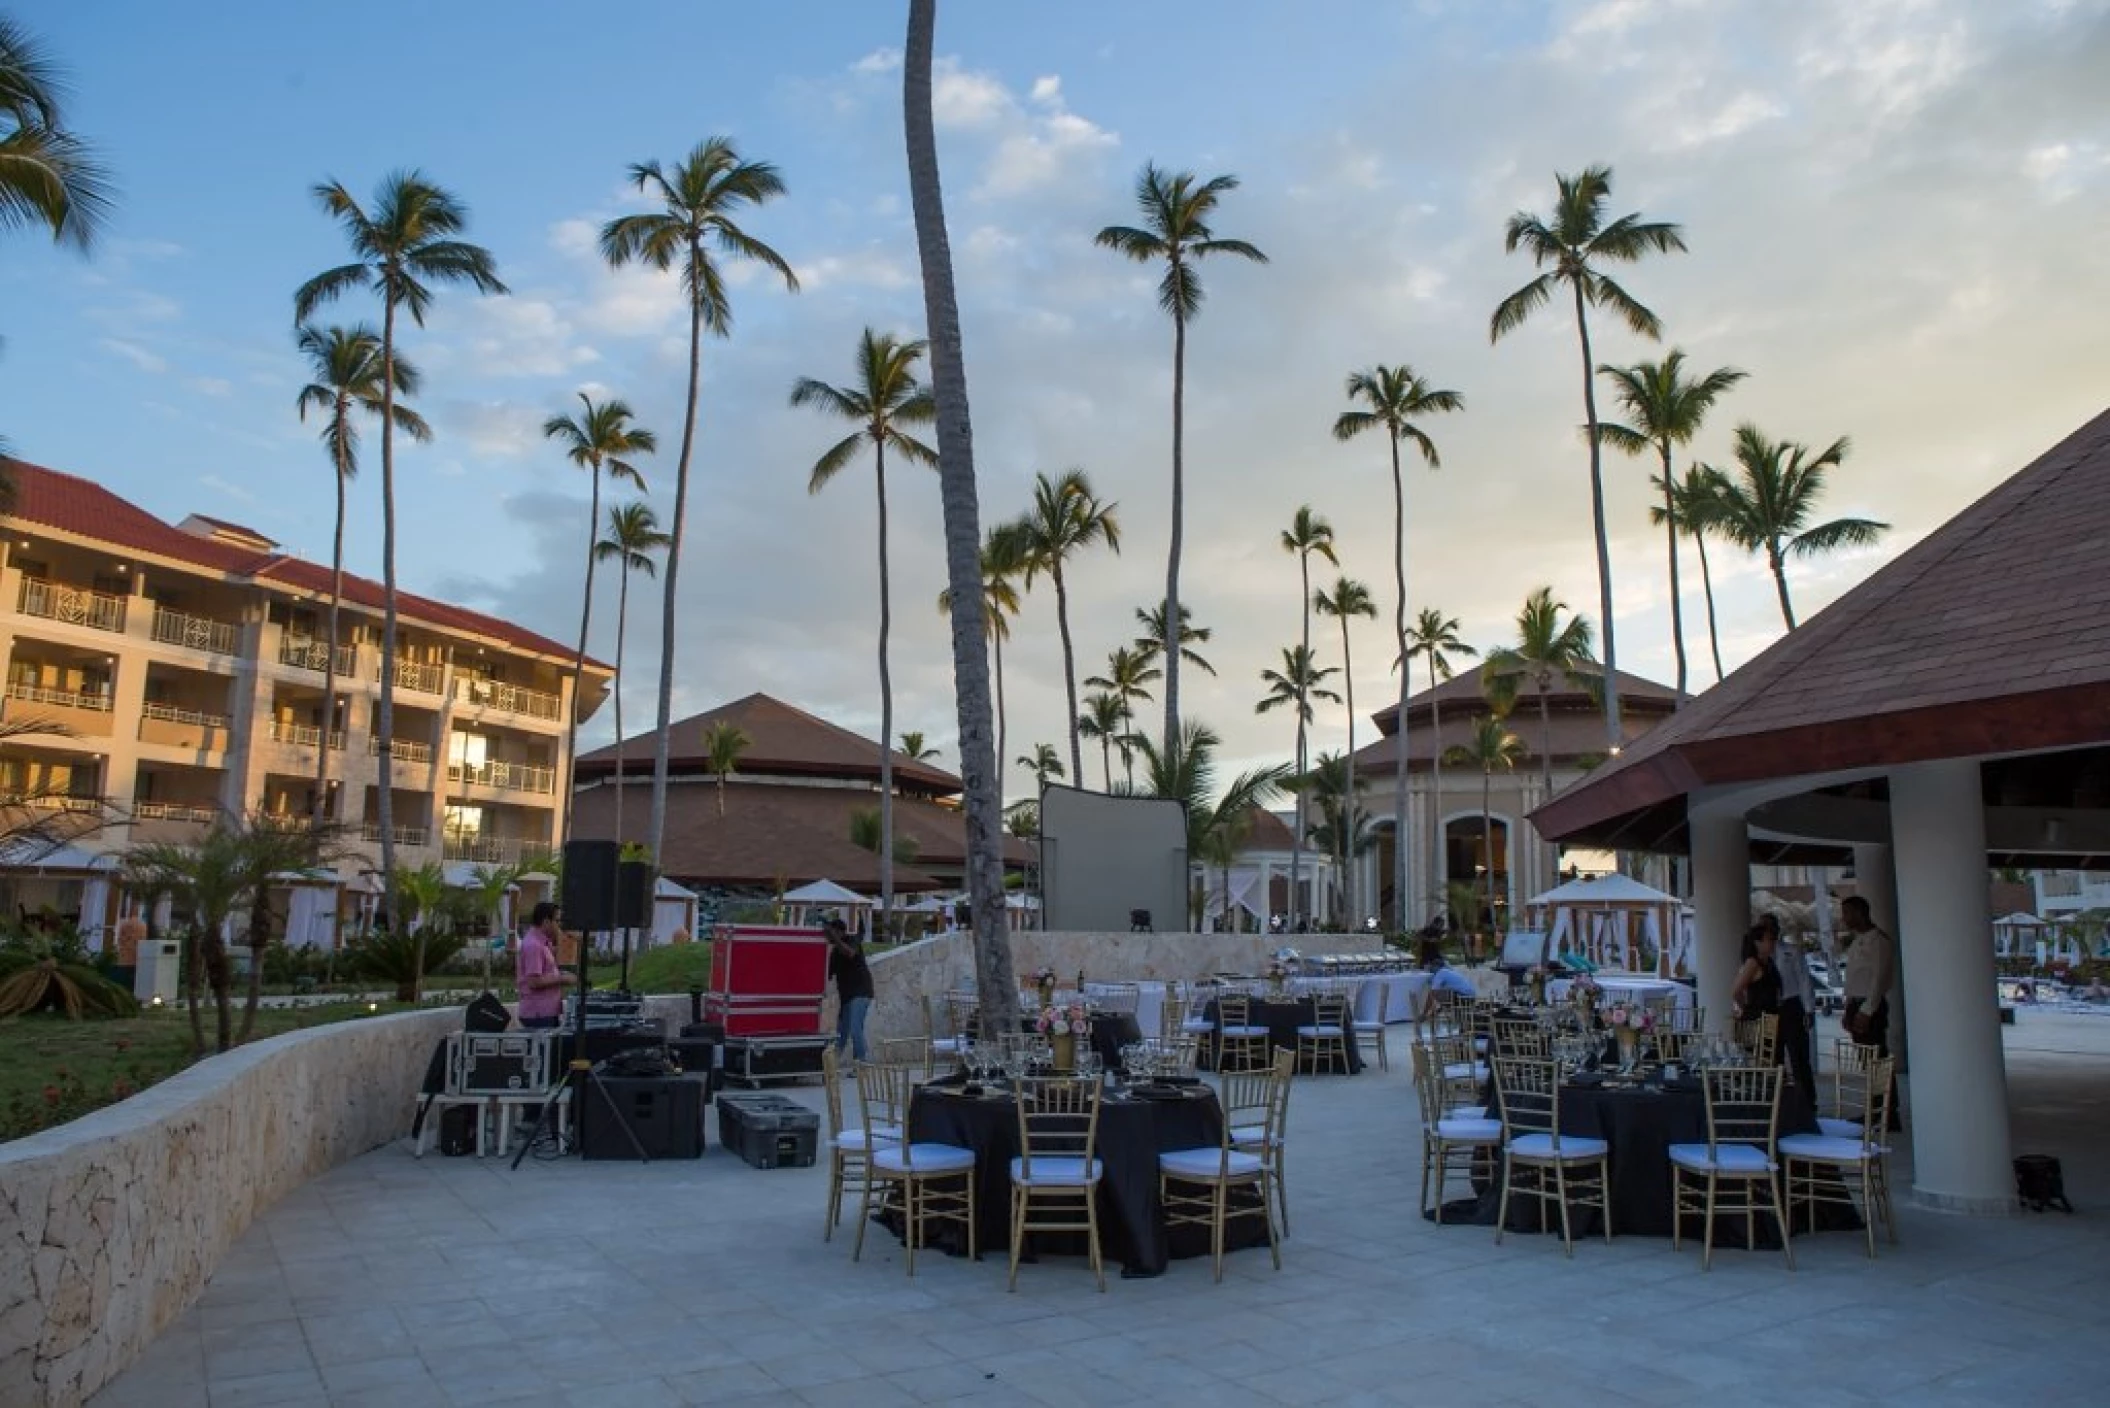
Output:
1840,896,1896,1051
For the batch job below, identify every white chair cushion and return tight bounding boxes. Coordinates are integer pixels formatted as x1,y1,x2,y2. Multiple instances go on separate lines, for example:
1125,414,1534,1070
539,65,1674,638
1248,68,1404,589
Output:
1668,1141,1776,1173
1295,1025,1345,1038
1779,1133,1888,1162
1181,1018,1217,1033
1435,1117,1505,1142
1220,1025,1270,1038
931,1037,965,1054
871,1142,975,1174
1352,1019,1383,1032
1815,1116,1865,1139
833,1123,903,1150
1009,1155,1103,1187
1507,1132,1609,1160
1442,1062,1489,1082
1447,1104,1488,1120
1228,1122,1281,1149
1160,1147,1266,1179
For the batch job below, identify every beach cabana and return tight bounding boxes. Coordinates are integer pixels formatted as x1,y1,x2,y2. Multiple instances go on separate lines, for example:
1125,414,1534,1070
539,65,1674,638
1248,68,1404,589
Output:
1527,872,1682,974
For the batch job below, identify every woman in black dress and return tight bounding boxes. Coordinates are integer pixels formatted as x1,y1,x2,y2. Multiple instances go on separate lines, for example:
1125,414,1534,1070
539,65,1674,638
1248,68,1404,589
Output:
1731,923,1782,1026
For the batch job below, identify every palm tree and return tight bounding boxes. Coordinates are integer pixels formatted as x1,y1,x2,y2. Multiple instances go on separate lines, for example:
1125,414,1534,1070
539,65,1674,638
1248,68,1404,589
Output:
0,16,112,250
1404,606,1476,909
295,172,506,927
701,721,749,818
1314,575,1377,922
1598,351,1747,700
1013,469,1121,785
599,138,797,880
1077,691,1127,791
1483,587,1599,799
1444,713,1525,939
1133,603,1216,679
1018,743,1065,793
899,732,940,763
594,502,669,842
1332,364,1464,929
1132,720,1290,919
294,323,431,828
937,523,1027,808
1491,165,1685,749
1298,751,1370,926
792,328,938,928
1096,164,1267,755
1279,505,1337,929
1084,645,1159,788
907,0,1020,1041
1701,425,1888,630
1256,645,1342,725
465,860,525,992
1653,466,1732,683
543,393,655,844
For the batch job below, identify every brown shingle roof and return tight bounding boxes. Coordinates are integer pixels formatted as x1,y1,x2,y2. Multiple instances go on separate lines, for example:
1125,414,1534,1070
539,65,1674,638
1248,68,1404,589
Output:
5,459,602,668
575,692,960,795
1533,406,2110,848
1353,662,1676,773
1369,662,1678,737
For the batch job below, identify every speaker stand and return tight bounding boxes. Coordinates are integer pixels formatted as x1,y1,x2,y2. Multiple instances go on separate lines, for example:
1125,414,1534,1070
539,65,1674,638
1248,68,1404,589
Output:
509,954,651,1168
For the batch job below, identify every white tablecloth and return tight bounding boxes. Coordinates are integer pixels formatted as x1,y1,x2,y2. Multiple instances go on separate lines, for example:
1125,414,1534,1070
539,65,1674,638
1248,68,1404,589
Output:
1547,975,1694,1011
1083,981,1167,1039
1291,972,1428,1024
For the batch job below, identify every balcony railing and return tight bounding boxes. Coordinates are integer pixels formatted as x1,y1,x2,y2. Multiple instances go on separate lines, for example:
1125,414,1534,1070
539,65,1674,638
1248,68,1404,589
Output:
135,800,219,824
270,720,346,750
361,822,430,847
29,795,103,814
368,735,434,764
377,657,445,694
17,578,127,633
279,636,357,675
143,701,231,730
150,606,239,656
5,681,113,712
442,835,522,864
455,677,563,722
447,759,557,795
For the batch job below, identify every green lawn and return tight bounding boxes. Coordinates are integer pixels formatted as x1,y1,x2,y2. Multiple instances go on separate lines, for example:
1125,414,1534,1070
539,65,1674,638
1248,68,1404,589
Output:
606,942,712,995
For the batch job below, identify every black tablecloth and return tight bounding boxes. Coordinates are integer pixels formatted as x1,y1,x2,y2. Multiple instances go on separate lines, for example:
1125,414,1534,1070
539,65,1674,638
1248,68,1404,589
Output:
904,1078,1264,1276
1203,996,1363,1074
961,1012,1142,1071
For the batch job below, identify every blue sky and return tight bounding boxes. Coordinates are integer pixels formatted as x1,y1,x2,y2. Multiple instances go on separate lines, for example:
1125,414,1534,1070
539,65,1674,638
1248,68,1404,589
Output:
7,1,2109,792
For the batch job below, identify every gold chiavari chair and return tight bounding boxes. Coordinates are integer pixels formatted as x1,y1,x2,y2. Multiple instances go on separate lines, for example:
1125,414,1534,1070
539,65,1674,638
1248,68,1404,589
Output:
1350,981,1391,1073
1669,1063,1792,1271
1820,1039,1884,1138
1492,1053,1612,1257
1412,1043,1502,1224
1007,1075,1106,1291
852,1060,977,1276
1295,991,1353,1075
1161,1068,1284,1282
1781,1055,1897,1258
1215,993,1272,1073
1733,1012,1781,1066
821,1046,901,1242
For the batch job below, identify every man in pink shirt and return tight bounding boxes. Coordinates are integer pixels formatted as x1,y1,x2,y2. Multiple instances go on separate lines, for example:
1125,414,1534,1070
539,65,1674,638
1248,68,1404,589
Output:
516,902,575,1029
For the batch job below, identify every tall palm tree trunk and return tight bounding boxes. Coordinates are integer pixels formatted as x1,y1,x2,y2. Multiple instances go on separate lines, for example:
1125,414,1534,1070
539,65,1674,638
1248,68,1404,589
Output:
376,297,401,973
1429,669,1444,904
1695,531,1725,682
906,0,1017,1041
1571,284,1622,750
612,565,630,843
1340,615,1358,925
1388,435,1410,931
1291,554,1310,930
1537,680,1554,799
1659,446,1688,700
650,239,706,878
992,627,1007,811
565,464,601,848
1054,562,1081,785
1481,765,1496,937
875,447,895,934
1768,547,1798,629
1100,736,1112,792
313,437,347,827
1162,304,1187,758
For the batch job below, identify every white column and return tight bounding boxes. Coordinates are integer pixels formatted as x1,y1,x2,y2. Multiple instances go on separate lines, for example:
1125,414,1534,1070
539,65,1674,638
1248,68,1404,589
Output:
1688,804,1749,1035
1890,759,2013,1214
1852,842,1906,1072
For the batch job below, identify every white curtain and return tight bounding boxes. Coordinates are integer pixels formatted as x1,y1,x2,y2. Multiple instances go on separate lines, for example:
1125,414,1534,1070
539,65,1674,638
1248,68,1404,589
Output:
1549,907,1573,953
78,877,110,953
285,886,333,949
1642,910,1663,974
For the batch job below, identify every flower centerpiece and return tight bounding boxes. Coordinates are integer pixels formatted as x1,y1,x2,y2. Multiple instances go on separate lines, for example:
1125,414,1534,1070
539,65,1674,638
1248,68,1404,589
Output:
1032,965,1059,1009
1526,964,1551,1007
1604,1002,1655,1071
1036,999,1089,1069
1569,972,1602,1024
1264,956,1291,997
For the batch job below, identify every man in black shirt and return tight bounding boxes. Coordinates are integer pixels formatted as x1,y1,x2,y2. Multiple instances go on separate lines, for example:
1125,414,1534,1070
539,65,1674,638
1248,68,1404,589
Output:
824,915,874,1061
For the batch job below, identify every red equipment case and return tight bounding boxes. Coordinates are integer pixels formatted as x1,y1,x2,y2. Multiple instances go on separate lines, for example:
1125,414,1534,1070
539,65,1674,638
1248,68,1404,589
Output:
704,925,829,1037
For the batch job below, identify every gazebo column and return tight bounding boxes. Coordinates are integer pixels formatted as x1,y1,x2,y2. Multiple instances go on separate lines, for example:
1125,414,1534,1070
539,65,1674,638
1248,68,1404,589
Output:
1852,842,1908,1074
1890,759,2013,1214
1689,804,1749,1034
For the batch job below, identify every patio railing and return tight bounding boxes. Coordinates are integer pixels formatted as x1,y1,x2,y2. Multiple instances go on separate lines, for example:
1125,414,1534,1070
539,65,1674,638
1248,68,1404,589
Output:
17,578,127,633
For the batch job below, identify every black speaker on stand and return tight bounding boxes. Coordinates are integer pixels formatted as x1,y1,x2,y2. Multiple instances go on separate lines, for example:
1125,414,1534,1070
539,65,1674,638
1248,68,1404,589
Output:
616,859,654,993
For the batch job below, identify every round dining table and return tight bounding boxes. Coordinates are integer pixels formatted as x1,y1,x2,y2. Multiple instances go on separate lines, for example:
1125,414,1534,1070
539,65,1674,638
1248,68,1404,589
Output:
1203,995,1364,1074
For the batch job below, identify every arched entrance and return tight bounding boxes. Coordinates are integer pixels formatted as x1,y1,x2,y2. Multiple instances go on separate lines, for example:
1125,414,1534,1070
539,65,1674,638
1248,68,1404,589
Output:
1445,813,1511,933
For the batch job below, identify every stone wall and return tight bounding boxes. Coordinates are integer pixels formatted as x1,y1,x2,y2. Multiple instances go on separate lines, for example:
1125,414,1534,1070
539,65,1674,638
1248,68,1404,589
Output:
839,930,1388,1046
0,1007,460,1408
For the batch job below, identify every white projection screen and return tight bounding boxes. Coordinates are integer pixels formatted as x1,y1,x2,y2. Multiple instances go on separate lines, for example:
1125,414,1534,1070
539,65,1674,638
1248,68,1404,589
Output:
1038,784,1189,933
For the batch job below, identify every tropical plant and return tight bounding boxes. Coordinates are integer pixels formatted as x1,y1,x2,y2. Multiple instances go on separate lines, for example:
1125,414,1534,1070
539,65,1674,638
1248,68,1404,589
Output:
1444,712,1525,939
294,323,430,827
1699,425,1888,630
849,807,921,865
1404,606,1476,911
599,137,797,877
1012,469,1121,785
1598,351,1747,699
701,720,749,818
464,860,525,991
1651,466,1733,683
1077,690,1127,791
1299,751,1372,928
1483,587,1599,799
0,16,112,250
295,171,507,929
1280,505,1337,929
233,816,339,1039
544,392,655,842
1491,164,1685,748
1332,363,1464,928
1083,644,1158,788
792,327,939,925
595,501,670,840
0,953,136,1019
1133,602,1216,679
1096,163,1266,754
1256,644,1342,725
1017,742,1065,792
1005,801,1039,840
350,863,470,1002
899,731,939,762
1314,575,1378,921
937,522,1028,809
1132,719,1290,908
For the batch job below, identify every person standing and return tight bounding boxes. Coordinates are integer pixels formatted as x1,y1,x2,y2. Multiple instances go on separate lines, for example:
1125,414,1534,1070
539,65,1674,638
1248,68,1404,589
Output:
1840,894,1901,1129
515,902,576,1030
824,914,874,1061
1731,923,1782,1025
1761,914,1818,1094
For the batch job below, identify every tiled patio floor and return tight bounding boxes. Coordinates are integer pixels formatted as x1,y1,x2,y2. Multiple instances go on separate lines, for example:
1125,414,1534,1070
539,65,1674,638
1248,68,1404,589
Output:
90,1011,2110,1407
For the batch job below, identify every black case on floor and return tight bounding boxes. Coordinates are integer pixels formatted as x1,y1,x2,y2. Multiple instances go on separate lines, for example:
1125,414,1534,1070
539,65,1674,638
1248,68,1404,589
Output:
717,1092,820,1169
580,1074,705,1161
721,1035,830,1087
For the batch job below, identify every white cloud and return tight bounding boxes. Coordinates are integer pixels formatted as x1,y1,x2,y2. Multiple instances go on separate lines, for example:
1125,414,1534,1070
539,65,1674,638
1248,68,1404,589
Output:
199,474,255,504
188,376,233,397
100,338,166,374
852,47,902,75
794,248,914,293
447,298,600,378
932,61,1011,129
439,400,547,460
1030,75,1062,105
1670,91,1786,148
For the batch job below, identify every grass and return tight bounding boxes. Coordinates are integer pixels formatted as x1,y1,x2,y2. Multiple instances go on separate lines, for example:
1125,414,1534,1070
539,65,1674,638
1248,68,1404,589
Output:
605,942,712,995
1,1000,419,1143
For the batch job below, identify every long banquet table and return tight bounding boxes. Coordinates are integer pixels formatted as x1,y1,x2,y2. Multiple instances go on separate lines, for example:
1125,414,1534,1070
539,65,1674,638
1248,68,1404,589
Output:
1546,975,1695,1012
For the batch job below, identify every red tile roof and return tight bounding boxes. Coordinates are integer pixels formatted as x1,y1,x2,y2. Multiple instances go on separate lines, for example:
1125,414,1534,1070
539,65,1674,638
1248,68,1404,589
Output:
576,692,961,795
5,458,601,668
1533,406,2110,849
